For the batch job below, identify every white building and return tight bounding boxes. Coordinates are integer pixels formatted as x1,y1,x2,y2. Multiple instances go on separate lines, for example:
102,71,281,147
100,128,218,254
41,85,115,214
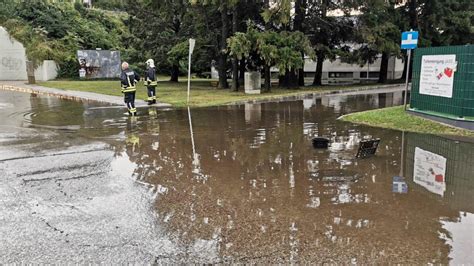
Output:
301,55,404,85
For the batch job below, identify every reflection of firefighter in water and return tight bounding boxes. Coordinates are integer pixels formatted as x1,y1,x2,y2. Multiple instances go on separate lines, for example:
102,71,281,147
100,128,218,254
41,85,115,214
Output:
147,107,161,136
125,117,141,156
148,107,157,117
144,59,157,105
120,62,140,116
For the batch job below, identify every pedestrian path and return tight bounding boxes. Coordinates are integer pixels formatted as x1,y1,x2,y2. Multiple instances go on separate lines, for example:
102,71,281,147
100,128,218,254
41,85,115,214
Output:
0,81,172,108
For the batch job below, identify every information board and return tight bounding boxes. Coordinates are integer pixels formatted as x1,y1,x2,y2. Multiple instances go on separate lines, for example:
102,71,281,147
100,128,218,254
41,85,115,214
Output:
419,54,456,98
77,50,121,79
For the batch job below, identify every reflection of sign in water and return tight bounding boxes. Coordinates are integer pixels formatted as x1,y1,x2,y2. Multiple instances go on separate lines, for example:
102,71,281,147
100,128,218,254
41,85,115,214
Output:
419,54,456,98
392,176,408,194
77,50,121,79
414,147,446,196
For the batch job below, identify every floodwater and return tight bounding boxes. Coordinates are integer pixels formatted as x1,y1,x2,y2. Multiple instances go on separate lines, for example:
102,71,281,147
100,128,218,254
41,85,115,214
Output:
0,90,472,264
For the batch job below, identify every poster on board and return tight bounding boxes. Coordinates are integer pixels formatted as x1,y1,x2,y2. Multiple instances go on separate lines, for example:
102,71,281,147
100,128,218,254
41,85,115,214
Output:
419,54,457,98
413,147,447,196
77,50,121,79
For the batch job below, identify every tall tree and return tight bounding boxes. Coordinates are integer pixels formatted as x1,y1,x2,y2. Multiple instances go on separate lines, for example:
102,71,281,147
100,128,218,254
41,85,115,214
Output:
293,0,307,86
397,0,473,82
262,0,300,88
262,0,272,91
356,0,401,83
398,0,418,81
191,0,240,89
128,0,191,81
417,0,473,46
231,3,239,91
306,0,354,86
218,2,230,88
228,24,314,91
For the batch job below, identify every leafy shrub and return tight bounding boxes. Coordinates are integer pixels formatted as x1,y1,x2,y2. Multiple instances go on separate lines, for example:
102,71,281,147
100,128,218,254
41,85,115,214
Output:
1,1,129,78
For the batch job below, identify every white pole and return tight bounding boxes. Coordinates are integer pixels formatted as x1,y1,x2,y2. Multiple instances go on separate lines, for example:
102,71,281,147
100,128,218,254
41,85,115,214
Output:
187,38,196,105
404,49,411,111
187,51,192,104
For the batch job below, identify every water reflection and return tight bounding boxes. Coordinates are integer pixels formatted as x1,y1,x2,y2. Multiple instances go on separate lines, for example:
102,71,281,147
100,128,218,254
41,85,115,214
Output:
113,93,471,263
1,89,472,263
402,132,474,213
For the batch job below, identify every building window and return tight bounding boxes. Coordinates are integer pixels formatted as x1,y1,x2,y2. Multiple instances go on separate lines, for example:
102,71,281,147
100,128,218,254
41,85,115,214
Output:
360,72,380,78
329,72,353,78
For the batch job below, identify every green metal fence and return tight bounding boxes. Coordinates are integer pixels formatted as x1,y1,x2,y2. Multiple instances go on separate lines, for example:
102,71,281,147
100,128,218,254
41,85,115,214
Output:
410,45,474,119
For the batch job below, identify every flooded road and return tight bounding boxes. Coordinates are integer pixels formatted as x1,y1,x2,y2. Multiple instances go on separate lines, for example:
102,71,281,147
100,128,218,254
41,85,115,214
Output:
0,90,472,263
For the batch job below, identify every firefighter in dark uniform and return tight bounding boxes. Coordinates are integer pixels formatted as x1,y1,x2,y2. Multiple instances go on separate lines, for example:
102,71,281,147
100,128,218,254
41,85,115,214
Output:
144,59,157,105
120,62,140,116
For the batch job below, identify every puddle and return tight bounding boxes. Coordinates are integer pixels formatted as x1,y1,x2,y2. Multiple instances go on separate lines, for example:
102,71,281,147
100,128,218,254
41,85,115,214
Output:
0,89,472,263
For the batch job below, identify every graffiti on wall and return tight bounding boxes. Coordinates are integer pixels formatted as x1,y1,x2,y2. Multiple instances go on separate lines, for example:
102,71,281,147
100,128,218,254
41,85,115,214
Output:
1,56,23,71
77,50,121,79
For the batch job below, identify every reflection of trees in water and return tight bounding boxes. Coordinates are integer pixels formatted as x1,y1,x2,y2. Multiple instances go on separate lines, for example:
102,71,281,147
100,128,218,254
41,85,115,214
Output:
119,100,461,263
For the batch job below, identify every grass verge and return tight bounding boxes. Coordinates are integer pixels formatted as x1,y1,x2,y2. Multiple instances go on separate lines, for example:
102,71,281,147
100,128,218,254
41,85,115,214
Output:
340,106,474,137
39,78,384,108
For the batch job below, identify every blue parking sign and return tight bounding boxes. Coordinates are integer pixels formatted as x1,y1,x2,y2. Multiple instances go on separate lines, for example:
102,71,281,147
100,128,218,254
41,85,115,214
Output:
401,31,418,49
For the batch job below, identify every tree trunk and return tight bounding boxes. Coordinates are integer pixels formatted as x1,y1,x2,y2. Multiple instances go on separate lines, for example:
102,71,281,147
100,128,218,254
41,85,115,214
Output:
264,65,271,92
218,3,229,89
312,51,325,86
408,0,418,30
231,57,239,91
400,50,408,81
239,58,246,84
311,0,328,86
298,60,305,86
400,0,417,82
170,64,179,82
279,74,285,87
231,4,239,91
280,70,298,88
378,52,389,84
294,0,306,86
288,71,299,88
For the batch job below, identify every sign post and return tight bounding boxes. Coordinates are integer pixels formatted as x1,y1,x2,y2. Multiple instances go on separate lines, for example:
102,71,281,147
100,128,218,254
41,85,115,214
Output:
403,50,411,110
187,38,196,104
401,30,418,110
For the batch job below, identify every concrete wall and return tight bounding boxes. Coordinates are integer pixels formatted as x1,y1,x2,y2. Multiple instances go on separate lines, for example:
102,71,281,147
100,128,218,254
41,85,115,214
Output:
0,27,28,80
0,27,58,81
35,60,58,81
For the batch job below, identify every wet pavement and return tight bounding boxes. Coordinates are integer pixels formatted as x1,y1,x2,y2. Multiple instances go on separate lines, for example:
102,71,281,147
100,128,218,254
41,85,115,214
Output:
0,90,472,264
0,81,172,108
